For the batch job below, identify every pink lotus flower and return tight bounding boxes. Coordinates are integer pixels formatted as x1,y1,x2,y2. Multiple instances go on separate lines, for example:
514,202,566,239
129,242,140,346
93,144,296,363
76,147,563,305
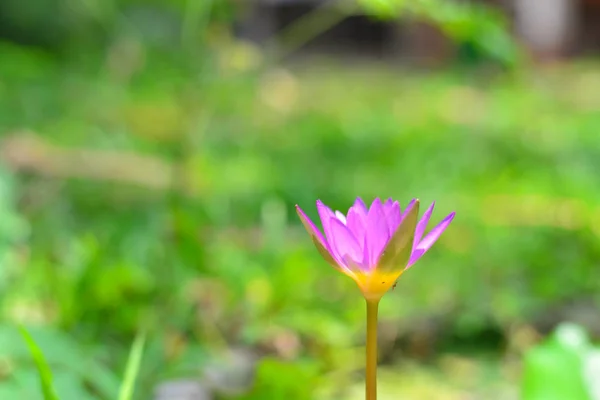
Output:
296,197,455,299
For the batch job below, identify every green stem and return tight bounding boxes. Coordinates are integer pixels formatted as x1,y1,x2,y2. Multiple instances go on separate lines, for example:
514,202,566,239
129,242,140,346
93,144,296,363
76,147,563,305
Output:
366,298,379,400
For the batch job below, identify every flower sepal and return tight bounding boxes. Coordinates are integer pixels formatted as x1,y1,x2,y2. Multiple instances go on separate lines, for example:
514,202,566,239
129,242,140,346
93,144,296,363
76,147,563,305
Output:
377,199,420,274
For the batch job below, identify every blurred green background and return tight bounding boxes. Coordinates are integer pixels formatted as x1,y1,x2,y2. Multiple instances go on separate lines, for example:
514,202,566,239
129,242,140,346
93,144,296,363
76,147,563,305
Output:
1,0,600,399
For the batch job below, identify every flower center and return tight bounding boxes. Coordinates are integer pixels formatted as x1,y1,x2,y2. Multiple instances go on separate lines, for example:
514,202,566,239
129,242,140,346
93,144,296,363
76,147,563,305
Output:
349,270,404,300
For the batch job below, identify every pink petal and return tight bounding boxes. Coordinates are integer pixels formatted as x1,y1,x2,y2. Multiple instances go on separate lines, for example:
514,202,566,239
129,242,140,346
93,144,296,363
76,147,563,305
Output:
407,249,425,268
361,235,370,269
295,205,327,246
296,205,341,268
347,207,367,244
366,198,390,266
316,200,336,245
350,197,368,217
383,198,394,213
407,211,456,268
385,201,401,235
417,212,455,251
329,217,363,265
413,202,435,247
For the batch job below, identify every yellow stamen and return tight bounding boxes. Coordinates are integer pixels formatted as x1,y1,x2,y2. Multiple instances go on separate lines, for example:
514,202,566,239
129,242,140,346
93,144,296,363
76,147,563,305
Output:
348,270,404,301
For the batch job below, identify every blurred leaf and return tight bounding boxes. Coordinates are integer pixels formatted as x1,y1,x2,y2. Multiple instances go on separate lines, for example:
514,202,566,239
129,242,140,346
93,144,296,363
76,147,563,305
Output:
356,0,519,66
18,325,60,400
521,323,592,400
117,331,146,400
0,326,120,399
238,357,320,400
357,0,406,18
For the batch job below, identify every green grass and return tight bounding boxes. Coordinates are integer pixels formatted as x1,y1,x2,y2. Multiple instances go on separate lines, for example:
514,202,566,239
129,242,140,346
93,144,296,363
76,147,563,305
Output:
19,326,60,400
117,331,146,400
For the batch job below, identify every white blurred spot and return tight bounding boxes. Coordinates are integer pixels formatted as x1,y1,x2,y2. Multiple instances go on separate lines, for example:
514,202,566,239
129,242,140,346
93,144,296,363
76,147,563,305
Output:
514,0,576,53
335,211,347,224
584,350,600,400
554,323,589,352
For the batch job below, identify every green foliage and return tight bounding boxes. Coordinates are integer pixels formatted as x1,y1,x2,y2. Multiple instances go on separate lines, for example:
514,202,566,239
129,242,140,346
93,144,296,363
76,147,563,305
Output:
0,0,236,51
0,326,120,399
117,332,146,400
522,324,597,400
357,0,520,66
18,326,60,400
238,358,320,400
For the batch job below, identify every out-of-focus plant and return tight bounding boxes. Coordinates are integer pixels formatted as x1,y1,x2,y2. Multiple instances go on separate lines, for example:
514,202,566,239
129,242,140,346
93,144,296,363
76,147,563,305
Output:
117,331,146,400
18,326,60,400
0,325,121,399
357,0,520,66
0,168,28,292
266,0,518,66
0,0,235,52
522,323,600,400
16,326,147,400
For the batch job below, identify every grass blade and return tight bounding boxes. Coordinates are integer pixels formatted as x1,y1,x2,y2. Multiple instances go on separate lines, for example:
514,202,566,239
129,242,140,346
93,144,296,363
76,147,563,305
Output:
18,325,60,400
117,330,147,400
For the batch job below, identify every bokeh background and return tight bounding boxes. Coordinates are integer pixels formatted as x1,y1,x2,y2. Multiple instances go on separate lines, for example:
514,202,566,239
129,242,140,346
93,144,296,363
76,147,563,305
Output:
1,0,600,399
